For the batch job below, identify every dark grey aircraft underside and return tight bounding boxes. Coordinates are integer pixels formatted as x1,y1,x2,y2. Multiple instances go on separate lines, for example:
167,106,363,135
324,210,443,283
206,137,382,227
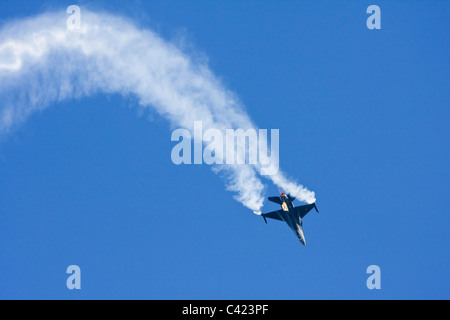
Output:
260,193,318,246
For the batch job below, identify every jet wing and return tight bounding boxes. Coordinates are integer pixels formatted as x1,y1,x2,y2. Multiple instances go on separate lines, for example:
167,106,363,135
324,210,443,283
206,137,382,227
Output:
293,203,319,219
261,210,284,222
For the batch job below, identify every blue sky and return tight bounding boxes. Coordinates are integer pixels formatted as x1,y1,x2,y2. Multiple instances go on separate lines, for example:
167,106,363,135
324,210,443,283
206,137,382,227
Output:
0,1,449,299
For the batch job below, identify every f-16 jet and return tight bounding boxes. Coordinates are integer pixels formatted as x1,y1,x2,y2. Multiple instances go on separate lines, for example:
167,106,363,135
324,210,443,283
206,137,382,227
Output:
258,192,319,246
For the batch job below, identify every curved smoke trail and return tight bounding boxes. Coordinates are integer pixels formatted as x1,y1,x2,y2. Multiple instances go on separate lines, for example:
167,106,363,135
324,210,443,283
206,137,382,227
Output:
0,9,315,210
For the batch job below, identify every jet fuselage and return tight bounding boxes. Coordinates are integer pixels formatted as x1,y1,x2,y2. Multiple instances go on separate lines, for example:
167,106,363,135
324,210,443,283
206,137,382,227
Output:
279,193,306,245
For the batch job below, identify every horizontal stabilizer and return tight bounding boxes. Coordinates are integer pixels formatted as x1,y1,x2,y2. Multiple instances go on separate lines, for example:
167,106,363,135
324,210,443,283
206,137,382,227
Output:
268,196,282,205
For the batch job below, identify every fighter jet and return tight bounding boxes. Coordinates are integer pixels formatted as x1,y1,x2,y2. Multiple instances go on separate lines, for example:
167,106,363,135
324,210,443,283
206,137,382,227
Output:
258,192,319,246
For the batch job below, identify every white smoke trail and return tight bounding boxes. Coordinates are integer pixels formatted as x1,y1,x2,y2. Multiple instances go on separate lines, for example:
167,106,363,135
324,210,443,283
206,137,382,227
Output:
0,9,315,210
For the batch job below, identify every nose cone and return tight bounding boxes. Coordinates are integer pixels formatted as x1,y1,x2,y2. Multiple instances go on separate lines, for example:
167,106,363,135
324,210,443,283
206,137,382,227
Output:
297,227,306,246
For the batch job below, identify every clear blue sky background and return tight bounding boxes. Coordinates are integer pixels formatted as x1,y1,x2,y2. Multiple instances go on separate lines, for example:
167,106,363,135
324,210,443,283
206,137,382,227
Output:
0,1,449,299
